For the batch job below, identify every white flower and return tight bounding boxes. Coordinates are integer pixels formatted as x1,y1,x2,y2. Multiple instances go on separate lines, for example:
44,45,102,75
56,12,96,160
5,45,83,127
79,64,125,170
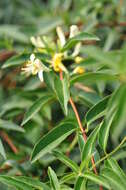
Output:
30,36,45,48
56,26,66,47
56,25,81,57
22,54,44,82
69,25,79,38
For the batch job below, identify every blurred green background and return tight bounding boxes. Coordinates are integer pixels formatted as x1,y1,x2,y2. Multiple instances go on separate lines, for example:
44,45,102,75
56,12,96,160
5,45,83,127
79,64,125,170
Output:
0,0,126,189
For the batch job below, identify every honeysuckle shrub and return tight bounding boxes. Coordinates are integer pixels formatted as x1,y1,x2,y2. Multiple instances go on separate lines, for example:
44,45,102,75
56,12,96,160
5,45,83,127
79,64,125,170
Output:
0,0,126,190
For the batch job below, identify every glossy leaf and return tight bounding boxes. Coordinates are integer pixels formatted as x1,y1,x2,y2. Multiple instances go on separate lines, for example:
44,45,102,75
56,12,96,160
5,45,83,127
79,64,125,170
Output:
16,176,50,190
99,84,126,151
48,167,60,190
61,32,100,52
74,176,86,190
102,168,126,190
70,72,117,85
2,53,49,68
53,150,79,173
80,126,99,170
0,175,33,190
105,158,126,187
31,120,77,163
86,95,110,126
0,119,25,132
54,74,70,115
0,139,6,159
21,93,55,126
82,171,110,189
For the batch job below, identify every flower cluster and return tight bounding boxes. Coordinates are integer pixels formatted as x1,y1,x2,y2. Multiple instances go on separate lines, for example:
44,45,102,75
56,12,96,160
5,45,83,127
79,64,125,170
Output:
22,25,85,82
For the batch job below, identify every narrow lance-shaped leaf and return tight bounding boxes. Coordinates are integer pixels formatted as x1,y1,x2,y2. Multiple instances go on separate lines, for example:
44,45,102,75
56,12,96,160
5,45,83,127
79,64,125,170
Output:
74,176,86,190
80,126,100,170
99,84,126,151
0,175,33,190
70,72,118,86
60,172,76,184
16,176,50,190
101,168,126,190
31,119,77,163
52,150,79,173
86,95,110,126
21,93,55,126
105,158,126,187
2,52,49,68
111,84,126,142
0,119,25,133
54,73,70,115
61,32,100,52
48,167,60,190
82,171,110,189
0,139,6,159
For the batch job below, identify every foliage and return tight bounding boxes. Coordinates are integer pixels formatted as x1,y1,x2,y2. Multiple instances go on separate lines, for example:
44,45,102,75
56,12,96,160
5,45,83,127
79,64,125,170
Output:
0,0,126,190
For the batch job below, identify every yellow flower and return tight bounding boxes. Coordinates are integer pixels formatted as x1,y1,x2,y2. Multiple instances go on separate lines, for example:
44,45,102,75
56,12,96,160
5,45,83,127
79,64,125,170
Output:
52,53,63,72
73,66,85,74
75,56,83,64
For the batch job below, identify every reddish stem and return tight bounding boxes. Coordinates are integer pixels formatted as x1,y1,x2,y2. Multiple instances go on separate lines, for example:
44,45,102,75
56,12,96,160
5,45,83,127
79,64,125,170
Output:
0,131,18,154
59,71,103,190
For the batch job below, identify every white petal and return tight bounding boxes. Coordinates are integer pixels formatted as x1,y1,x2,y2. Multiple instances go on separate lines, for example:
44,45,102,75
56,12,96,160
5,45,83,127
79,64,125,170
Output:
72,43,81,57
34,59,42,70
30,54,35,62
69,25,79,38
30,36,37,46
38,70,43,82
37,36,45,48
56,26,66,47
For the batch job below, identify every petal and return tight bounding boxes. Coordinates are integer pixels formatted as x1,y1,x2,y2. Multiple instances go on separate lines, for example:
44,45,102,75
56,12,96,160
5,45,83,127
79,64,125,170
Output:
72,43,81,57
56,26,66,47
69,25,79,38
37,36,45,48
30,54,35,62
38,70,43,82
30,36,37,47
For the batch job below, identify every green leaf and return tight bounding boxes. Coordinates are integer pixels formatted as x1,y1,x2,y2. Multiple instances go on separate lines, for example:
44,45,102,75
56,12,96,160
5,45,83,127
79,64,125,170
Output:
111,84,126,142
0,175,33,190
74,176,86,190
61,32,100,52
99,84,126,151
82,171,110,189
2,53,29,68
52,150,79,173
54,74,70,115
70,72,117,85
77,91,101,107
101,168,126,190
16,176,50,190
2,53,49,68
105,158,126,187
44,71,55,91
0,119,25,133
60,172,76,184
48,167,60,190
31,119,77,163
80,126,99,170
0,139,6,159
86,95,110,126
81,46,119,71
21,93,55,126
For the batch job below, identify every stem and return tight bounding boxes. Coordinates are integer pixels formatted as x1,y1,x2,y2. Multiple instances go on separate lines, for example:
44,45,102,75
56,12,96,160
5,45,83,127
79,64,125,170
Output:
59,71,103,190
90,137,126,171
0,131,18,154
